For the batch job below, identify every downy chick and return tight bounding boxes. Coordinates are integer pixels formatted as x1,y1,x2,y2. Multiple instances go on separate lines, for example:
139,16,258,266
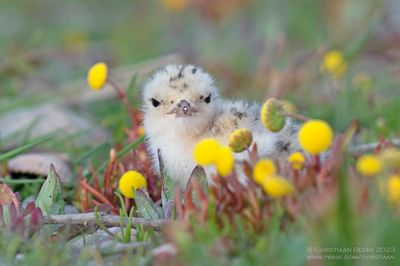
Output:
142,65,298,187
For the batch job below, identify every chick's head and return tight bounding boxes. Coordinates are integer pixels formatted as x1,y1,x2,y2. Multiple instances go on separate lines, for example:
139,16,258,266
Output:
142,65,219,136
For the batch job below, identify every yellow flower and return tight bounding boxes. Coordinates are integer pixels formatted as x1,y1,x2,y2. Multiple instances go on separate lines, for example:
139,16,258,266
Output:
321,49,347,78
161,0,188,12
261,175,294,198
87,62,108,90
193,138,234,177
193,138,221,165
387,175,400,203
298,120,333,155
261,98,286,132
228,128,253,153
356,154,382,177
215,146,235,177
253,159,276,184
119,170,147,199
288,152,305,170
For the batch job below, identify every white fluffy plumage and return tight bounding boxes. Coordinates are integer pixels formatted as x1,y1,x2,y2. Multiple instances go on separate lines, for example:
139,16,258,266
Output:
142,64,298,186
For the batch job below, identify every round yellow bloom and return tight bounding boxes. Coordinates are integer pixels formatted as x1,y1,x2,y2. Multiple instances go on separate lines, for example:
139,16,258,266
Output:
298,120,333,155
215,146,235,177
321,50,347,78
87,62,108,90
387,175,400,203
228,128,253,153
261,98,286,132
288,152,305,170
161,0,187,12
261,175,294,198
193,139,234,177
253,159,276,184
356,154,382,177
119,170,147,199
193,138,221,165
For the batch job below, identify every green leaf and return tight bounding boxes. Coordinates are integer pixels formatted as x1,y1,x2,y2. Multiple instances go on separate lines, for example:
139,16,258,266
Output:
35,164,65,216
185,165,208,207
135,189,162,219
158,149,177,216
161,173,176,204
189,165,208,192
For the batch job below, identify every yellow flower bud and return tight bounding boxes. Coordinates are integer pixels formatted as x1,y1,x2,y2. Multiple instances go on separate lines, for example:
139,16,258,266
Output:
261,98,286,132
87,62,108,91
193,138,221,165
356,154,382,177
288,152,305,170
321,50,347,78
253,159,276,184
387,175,400,204
261,175,294,198
298,120,333,155
215,146,235,177
119,170,147,199
228,128,253,153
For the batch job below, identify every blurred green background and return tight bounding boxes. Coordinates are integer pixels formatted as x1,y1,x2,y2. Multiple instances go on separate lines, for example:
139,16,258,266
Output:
1,0,399,163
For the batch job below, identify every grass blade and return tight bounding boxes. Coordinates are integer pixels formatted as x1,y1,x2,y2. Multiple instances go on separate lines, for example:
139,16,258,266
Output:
0,135,53,162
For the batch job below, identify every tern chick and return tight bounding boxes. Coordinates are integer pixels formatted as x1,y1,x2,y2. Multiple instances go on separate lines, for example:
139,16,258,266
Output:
142,65,298,186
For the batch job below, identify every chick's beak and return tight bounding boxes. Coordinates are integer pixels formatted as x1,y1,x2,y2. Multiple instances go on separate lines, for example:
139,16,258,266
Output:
169,99,198,117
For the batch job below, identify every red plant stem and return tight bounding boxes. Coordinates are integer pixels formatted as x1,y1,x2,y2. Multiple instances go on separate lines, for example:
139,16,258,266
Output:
77,167,90,212
293,169,301,188
80,180,114,207
104,157,116,201
312,155,321,173
125,198,131,213
284,112,309,122
80,187,90,212
88,163,101,193
192,179,209,225
107,79,138,137
92,199,102,206
174,187,184,220
247,187,260,220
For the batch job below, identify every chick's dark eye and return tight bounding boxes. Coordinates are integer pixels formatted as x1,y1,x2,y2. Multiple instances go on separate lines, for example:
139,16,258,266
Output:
204,94,211,104
151,98,161,108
